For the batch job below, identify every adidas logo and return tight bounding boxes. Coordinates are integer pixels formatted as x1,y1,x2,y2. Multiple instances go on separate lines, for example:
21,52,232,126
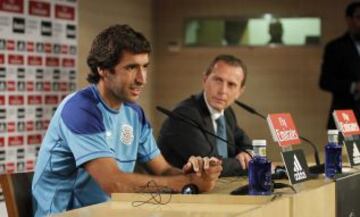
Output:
294,154,307,181
352,142,360,164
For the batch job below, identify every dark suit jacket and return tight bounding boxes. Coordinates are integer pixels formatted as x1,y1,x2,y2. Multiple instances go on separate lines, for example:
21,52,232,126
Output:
319,33,360,129
158,93,252,177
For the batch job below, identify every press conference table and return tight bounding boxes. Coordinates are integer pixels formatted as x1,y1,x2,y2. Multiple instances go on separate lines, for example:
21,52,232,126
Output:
52,176,336,217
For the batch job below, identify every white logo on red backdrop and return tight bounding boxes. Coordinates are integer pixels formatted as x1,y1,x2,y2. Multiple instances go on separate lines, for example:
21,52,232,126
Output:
332,110,360,137
0,0,78,174
267,113,301,147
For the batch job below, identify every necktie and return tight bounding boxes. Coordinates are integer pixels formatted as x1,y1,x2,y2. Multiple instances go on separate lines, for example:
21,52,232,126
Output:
216,115,228,158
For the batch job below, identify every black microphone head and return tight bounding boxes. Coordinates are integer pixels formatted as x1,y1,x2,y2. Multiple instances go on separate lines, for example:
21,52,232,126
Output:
235,100,257,114
156,105,201,129
156,106,168,114
181,184,199,194
156,105,185,120
234,100,267,119
156,106,176,119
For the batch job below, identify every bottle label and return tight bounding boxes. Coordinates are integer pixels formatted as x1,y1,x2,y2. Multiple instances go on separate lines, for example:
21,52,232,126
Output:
252,140,266,157
256,146,266,157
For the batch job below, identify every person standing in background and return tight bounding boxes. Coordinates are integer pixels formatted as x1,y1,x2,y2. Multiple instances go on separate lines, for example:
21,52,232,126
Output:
319,1,360,129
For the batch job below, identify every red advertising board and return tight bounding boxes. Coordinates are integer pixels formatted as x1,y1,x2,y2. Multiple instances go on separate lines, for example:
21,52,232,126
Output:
333,110,360,137
267,113,301,147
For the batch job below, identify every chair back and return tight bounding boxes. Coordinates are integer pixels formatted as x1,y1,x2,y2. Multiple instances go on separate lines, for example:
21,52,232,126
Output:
0,172,33,217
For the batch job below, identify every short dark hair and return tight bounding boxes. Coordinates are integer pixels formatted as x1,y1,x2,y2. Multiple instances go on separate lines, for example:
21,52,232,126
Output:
86,24,151,84
205,54,247,87
346,1,360,17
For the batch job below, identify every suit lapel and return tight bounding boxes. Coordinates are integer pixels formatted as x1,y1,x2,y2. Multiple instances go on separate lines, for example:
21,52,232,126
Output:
193,94,217,151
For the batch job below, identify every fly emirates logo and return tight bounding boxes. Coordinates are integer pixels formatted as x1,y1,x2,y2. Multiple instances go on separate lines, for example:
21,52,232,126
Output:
267,113,301,147
341,123,359,132
333,110,360,137
341,113,360,131
276,129,299,142
276,117,299,142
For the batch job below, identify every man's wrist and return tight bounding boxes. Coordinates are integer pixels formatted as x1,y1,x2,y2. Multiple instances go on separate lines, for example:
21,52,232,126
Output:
245,149,254,157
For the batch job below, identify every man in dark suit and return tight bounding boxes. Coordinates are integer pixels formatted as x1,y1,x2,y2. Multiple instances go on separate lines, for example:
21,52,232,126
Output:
319,1,360,129
158,54,252,177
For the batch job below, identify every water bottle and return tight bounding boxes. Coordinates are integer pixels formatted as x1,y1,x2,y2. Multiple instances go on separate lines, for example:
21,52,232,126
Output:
325,129,342,178
248,140,272,195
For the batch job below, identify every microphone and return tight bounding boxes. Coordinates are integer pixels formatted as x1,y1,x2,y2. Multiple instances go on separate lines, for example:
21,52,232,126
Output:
235,101,266,119
156,106,252,157
157,105,292,180
157,106,231,146
234,100,324,174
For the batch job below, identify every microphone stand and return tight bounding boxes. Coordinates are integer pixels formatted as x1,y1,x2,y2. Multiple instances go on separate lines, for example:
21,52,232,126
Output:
234,100,323,173
156,106,252,158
